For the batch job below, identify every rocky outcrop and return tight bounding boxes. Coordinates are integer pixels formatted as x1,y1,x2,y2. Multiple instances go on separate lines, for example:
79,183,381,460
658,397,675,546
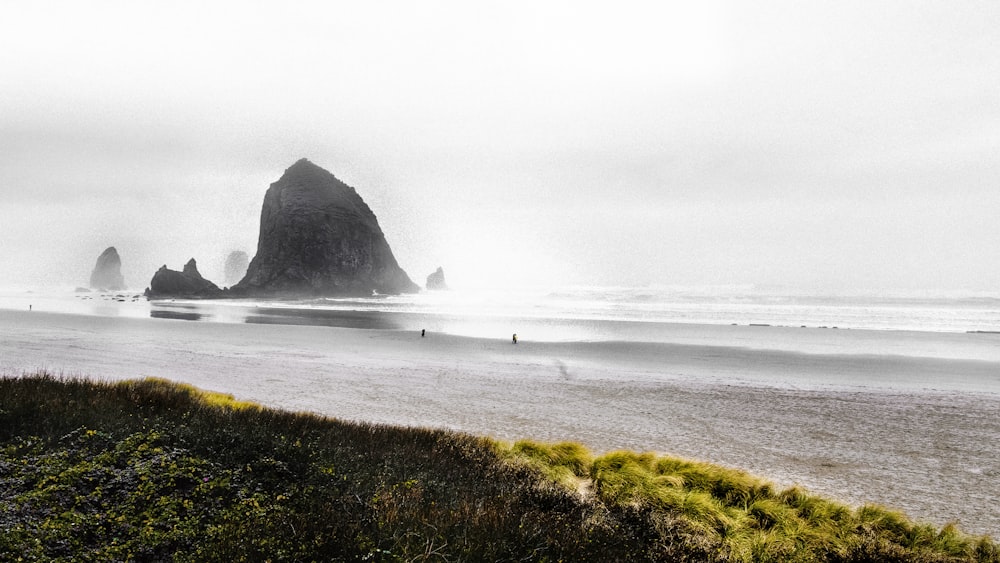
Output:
89,247,125,291
144,259,223,298
224,251,249,286
426,267,448,290
232,158,419,296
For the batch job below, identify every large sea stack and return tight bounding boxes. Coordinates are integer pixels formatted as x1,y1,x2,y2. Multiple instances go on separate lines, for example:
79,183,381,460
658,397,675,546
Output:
145,259,223,298
233,159,419,296
89,247,125,291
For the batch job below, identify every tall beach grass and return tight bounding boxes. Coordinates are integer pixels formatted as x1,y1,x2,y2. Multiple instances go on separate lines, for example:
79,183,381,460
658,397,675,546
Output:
1,373,995,562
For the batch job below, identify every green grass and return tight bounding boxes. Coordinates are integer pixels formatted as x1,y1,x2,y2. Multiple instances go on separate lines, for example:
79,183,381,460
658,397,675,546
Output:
1,373,996,562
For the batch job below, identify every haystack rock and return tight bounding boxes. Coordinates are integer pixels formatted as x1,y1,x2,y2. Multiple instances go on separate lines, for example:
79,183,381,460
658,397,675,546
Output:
89,247,125,291
232,158,419,296
426,266,448,290
223,251,249,286
145,259,223,298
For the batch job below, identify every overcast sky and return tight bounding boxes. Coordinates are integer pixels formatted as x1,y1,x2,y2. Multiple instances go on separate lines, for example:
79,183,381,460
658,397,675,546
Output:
2,0,998,293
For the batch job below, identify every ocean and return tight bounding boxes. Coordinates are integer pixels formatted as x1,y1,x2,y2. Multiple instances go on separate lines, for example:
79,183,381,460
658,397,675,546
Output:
3,284,999,340
5,283,1000,374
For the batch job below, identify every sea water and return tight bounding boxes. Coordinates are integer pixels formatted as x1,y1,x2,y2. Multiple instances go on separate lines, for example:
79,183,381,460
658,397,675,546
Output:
3,284,999,365
3,284,998,338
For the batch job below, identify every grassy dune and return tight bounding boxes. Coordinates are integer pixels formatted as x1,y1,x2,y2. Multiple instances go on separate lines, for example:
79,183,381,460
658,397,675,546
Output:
0,374,996,562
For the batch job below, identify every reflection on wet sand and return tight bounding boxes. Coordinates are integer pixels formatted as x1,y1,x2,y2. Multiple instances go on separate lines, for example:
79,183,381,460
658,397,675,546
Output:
245,308,402,330
150,310,203,321
148,303,404,330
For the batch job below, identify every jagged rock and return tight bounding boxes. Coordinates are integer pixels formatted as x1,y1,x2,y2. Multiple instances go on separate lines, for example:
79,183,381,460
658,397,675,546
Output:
426,267,448,290
144,259,223,298
89,247,125,291
232,158,419,296
224,251,249,286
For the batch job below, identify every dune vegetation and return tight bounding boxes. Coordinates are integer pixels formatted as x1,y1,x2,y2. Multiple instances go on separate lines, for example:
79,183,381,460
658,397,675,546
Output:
0,373,996,562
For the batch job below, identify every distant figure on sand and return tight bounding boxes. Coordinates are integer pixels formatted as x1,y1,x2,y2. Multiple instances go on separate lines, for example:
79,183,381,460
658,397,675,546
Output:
421,329,425,337
512,333,517,344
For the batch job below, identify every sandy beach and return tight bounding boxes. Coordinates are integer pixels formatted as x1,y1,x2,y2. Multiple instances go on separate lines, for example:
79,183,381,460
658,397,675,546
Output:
1,308,998,537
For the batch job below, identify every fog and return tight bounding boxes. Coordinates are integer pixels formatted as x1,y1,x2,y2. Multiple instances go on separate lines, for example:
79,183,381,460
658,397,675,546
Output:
2,1,998,293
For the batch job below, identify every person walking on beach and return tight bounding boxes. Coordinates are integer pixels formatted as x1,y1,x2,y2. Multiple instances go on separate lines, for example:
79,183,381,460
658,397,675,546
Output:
512,333,517,344
421,329,425,337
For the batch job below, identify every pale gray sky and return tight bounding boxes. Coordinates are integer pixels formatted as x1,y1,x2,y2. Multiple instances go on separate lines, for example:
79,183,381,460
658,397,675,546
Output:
2,0,998,292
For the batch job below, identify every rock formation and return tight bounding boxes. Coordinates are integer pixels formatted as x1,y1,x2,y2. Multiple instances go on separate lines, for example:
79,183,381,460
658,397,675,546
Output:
144,259,223,298
89,247,125,291
232,158,419,296
223,251,249,286
426,267,448,290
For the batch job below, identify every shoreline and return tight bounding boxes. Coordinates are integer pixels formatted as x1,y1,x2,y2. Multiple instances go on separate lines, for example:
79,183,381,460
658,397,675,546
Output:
2,307,999,536
4,285,1000,339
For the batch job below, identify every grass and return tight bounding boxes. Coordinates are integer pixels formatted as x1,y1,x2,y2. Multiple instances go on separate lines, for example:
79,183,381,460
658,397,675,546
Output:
1,373,996,562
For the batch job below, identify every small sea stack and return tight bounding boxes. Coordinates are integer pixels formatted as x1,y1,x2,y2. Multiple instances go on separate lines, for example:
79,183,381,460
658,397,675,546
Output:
223,251,249,286
145,259,223,298
89,247,126,291
426,266,448,290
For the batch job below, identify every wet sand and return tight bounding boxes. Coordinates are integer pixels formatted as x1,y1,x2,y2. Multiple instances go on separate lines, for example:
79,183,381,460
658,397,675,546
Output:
1,309,998,536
